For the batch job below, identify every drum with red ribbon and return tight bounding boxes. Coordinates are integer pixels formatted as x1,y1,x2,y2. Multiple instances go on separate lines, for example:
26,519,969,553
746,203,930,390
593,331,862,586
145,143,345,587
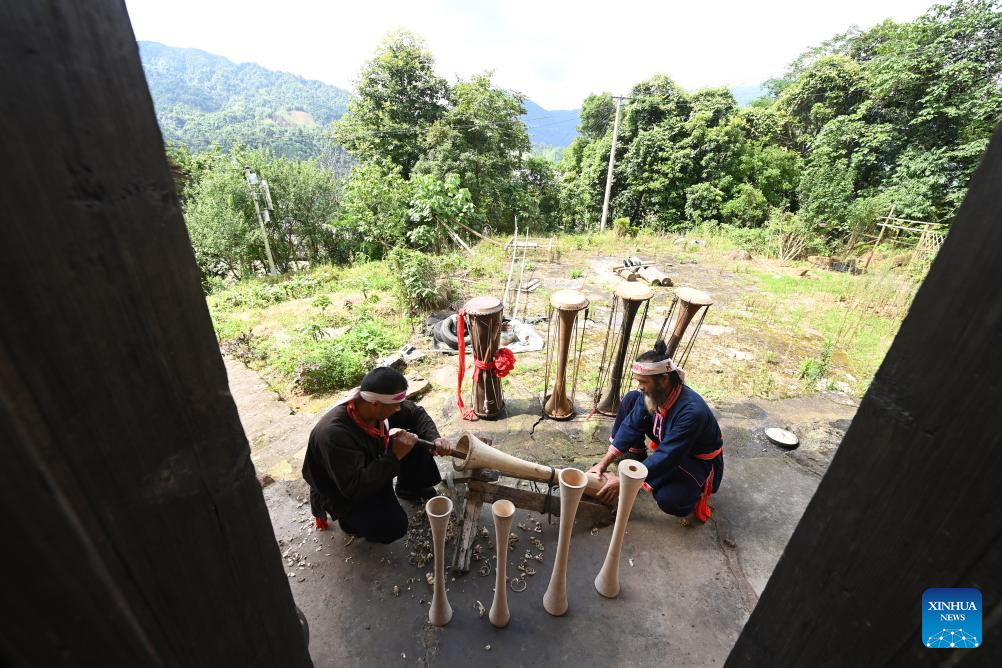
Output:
457,295,514,420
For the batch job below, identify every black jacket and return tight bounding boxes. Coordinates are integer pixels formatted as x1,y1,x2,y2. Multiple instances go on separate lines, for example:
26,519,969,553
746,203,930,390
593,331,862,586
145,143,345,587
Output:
302,400,441,517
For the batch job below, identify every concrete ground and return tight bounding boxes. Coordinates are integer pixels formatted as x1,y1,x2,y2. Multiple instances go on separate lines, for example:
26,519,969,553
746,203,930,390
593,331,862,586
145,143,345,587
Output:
228,357,857,667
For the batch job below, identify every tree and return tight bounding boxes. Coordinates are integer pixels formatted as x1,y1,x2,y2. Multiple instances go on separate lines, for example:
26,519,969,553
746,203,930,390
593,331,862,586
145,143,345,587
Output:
689,87,738,127
621,74,691,142
332,30,447,177
263,156,343,264
512,156,561,229
578,92,616,141
685,182,726,224
614,125,694,228
408,172,475,249
336,161,411,257
776,55,868,145
184,162,260,280
417,72,530,231
180,147,344,280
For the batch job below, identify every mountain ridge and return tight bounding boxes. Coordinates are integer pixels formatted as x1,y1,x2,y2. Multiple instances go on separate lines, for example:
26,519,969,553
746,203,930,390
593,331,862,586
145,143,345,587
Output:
139,41,581,158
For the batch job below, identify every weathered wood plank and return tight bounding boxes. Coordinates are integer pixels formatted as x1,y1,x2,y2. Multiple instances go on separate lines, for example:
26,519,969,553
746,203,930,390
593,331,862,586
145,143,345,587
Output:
0,2,311,665
467,480,613,525
451,490,486,573
726,124,1002,666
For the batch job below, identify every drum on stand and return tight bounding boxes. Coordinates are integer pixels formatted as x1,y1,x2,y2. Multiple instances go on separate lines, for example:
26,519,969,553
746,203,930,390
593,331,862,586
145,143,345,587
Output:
656,287,713,367
542,289,589,420
594,283,654,416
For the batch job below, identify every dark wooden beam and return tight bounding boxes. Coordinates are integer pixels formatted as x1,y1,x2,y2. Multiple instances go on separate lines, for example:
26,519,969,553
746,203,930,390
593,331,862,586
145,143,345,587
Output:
0,2,311,664
467,480,613,524
726,125,1002,665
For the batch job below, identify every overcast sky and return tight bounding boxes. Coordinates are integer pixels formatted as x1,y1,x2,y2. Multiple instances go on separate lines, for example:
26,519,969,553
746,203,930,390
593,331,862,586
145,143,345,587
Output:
124,0,939,110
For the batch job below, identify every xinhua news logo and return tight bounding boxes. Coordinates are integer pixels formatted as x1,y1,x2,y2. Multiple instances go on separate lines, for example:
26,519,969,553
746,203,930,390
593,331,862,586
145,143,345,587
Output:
923,588,981,649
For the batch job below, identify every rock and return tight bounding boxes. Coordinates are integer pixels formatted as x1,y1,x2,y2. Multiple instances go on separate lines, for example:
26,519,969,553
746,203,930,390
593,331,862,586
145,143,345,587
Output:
721,347,754,361
406,374,431,399
728,250,752,261
258,474,275,488
376,352,406,369
814,379,852,393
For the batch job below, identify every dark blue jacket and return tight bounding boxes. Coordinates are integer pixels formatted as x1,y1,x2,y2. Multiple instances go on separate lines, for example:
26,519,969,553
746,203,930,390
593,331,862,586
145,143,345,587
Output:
611,387,723,492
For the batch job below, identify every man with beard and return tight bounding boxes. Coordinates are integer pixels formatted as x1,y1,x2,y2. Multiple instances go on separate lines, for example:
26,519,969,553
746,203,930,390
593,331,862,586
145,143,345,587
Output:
303,367,453,543
588,340,724,523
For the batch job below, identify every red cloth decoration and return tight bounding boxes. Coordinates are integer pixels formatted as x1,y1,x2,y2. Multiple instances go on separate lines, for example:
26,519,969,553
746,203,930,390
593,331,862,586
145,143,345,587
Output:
315,517,330,531
693,445,724,523
492,347,516,377
346,398,390,452
456,309,516,421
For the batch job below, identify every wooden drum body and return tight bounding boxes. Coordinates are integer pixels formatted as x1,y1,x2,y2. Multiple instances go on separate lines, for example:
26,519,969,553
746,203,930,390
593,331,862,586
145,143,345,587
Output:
543,289,588,420
657,287,713,365
463,296,504,419
595,283,653,416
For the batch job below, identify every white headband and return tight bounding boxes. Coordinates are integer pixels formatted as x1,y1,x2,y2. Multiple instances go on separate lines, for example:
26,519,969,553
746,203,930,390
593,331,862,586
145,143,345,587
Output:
631,358,685,384
337,386,408,406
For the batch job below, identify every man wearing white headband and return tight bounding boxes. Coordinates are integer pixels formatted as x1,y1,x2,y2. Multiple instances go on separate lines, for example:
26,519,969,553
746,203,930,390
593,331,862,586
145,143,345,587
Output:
302,367,453,543
588,340,724,523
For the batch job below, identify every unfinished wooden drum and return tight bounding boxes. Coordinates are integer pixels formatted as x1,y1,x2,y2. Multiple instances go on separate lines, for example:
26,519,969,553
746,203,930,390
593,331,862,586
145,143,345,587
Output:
594,283,654,416
460,296,505,419
543,289,589,420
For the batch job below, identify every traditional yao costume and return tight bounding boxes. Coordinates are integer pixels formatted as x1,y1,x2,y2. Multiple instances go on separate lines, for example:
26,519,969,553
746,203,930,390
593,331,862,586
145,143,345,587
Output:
608,358,724,521
302,376,442,543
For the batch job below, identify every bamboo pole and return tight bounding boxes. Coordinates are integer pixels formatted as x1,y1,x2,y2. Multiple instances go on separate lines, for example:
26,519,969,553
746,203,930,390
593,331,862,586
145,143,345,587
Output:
511,228,530,318
863,206,894,272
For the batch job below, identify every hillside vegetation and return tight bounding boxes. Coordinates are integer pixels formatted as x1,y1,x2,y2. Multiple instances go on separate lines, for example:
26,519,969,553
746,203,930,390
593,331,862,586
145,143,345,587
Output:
141,41,351,160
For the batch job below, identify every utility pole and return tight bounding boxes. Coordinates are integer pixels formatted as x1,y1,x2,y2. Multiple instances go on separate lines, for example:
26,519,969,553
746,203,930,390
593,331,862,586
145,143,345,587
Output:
244,167,279,276
599,96,629,233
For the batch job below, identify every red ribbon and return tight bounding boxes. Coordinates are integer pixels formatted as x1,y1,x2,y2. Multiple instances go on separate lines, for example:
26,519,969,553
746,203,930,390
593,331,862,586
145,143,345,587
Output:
694,446,724,523
346,398,390,452
456,309,516,421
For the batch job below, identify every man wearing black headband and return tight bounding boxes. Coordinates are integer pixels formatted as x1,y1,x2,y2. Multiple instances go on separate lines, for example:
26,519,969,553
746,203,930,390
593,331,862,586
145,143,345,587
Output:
588,341,724,524
302,367,453,543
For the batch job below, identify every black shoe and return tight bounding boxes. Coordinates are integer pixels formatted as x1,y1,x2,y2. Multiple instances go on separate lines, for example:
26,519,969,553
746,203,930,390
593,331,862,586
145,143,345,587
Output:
395,484,438,501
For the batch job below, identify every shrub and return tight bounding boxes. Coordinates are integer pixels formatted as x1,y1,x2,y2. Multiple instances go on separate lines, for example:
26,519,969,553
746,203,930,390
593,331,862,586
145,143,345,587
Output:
685,183,725,225
722,184,770,227
800,339,834,387
612,216,639,238
285,318,406,393
765,210,829,260
387,246,448,314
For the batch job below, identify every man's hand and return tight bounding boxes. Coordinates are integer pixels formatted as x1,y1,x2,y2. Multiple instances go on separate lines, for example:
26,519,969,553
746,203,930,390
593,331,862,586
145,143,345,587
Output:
596,472,620,506
390,430,417,460
587,462,606,479
433,437,454,457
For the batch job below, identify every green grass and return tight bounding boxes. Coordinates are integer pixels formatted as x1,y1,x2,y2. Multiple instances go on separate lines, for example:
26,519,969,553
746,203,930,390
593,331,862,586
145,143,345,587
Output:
208,263,409,397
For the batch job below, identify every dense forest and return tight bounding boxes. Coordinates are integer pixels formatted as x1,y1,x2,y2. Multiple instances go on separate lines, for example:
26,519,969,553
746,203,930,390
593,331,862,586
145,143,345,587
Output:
562,0,1000,237
168,0,1000,286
